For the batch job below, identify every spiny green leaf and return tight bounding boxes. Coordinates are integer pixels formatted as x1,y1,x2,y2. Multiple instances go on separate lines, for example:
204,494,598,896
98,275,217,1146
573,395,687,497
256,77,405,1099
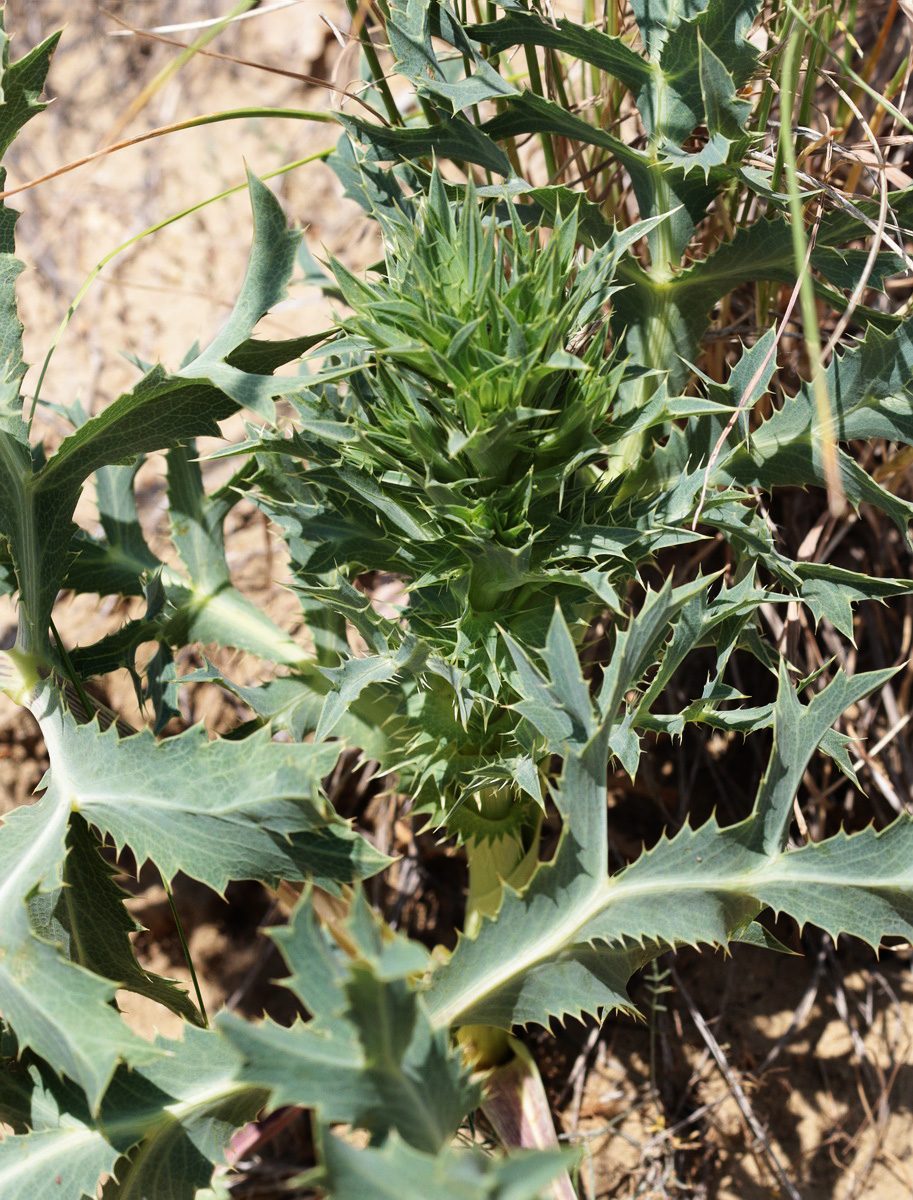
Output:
0,10,57,424
0,1024,266,1200
175,173,303,419
467,14,650,93
309,1128,576,1200
0,1024,122,1200
166,443,231,594
0,23,60,637
481,91,650,183
179,662,329,741
635,570,777,717
1,176,303,654
0,793,161,1111
628,0,709,59
57,453,160,600
220,890,476,1154
68,573,165,680
390,0,517,111
27,814,203,1028
722,407,913,537
502,605,594,752
0,670,383,1107
160,443,312,667
612,208,900,387
425,621,899,1034
796,562,913,640
598,577,717,727
643,0,758,142
0,22,60,160
750,663,898,856
337,110,512,177
658,33,751,177
164,574,311,669
29,685,385,895
754,821,913,948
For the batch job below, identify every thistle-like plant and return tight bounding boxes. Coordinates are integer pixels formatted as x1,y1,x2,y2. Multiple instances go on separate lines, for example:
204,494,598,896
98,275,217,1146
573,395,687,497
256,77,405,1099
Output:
2,6,913,1200
338,0,913,448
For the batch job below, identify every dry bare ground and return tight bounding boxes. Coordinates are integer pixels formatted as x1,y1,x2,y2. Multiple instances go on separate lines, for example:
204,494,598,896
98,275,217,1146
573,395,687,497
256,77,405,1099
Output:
1,3,913,1198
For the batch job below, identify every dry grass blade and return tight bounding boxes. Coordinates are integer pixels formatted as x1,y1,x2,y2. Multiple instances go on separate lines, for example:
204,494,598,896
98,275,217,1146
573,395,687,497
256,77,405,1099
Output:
0,107,334,204
818,75,896,362
99,1,259,146
107,0,305,38
100,7,388,124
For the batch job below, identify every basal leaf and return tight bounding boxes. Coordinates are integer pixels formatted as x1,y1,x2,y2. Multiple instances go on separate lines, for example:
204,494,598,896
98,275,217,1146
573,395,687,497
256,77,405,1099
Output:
267,886,352,1018
635,571,775,717
424,744,682,1031
179,663,329,741
501,607,593,753
95,458,161,569
686,320,913,529
28,685,386,895
598,576,716,726
825,321,913,441
166,581,312,669
60,463,159,601
0,795,161,1111
0,1025,266,1200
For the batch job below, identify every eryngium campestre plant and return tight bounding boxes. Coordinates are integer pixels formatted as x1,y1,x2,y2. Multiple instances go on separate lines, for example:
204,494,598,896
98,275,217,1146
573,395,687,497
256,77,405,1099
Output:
6,7,913,1196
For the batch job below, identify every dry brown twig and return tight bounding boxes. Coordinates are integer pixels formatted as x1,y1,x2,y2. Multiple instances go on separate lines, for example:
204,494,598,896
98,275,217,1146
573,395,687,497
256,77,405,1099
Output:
671,968,805,1200
817,74,893,362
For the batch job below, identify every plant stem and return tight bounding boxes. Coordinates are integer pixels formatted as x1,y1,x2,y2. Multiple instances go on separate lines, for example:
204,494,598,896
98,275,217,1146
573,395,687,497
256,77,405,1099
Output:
522,46,559,179
345,0,402,127
464,788,542,937
778,18,844,515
